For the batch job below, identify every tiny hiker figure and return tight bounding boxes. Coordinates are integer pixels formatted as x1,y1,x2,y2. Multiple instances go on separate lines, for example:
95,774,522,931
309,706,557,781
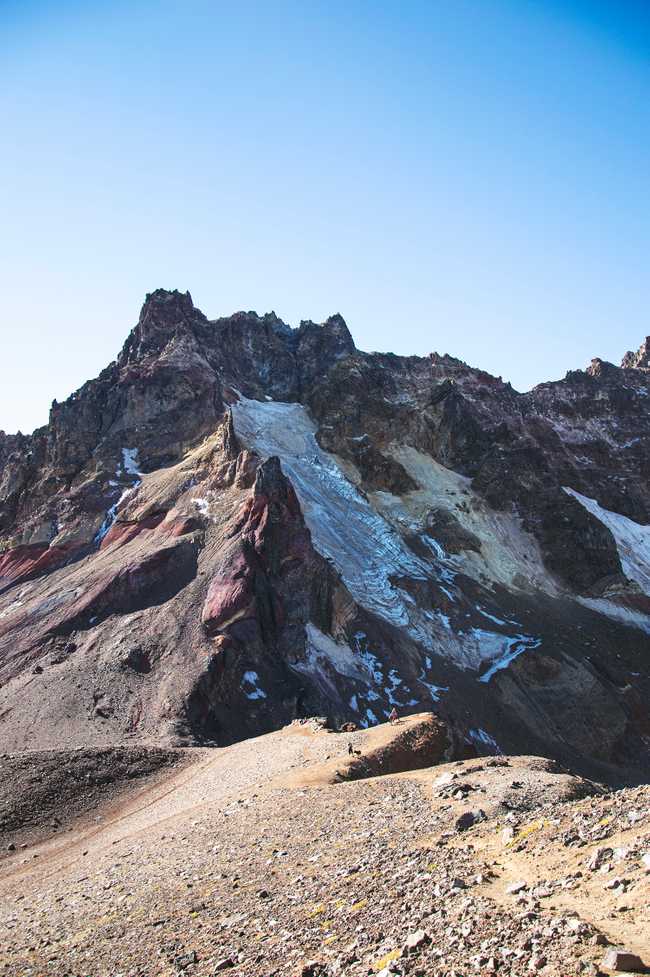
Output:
389,706,399,725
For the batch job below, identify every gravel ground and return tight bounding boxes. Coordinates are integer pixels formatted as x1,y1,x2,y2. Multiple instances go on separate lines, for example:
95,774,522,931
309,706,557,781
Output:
0,747,188,854
0,719,648,977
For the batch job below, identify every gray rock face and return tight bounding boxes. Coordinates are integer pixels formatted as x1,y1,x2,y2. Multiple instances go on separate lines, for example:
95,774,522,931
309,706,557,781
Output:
0,290,649,779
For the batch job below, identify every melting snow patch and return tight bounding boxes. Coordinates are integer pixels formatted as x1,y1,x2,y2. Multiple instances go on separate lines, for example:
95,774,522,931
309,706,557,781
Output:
242,670,267,700
353,631,384,686
385,668,403,705
468,727,502,755
417,660,447,702
478,632,541,683
563,487,650,596
349,694,359,712
121,447,142,476
576,597,650,634
94,486,139,544
290,624,367,701
97,450,145,545
478,607,513,627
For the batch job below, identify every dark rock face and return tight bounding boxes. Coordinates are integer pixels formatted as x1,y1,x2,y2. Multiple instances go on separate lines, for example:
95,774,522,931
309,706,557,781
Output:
0,290,649,780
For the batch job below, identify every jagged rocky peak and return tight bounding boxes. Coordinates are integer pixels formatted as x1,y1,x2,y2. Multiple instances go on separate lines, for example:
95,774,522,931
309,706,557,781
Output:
299,312,356,354
119,288,204,365
622,335,650,370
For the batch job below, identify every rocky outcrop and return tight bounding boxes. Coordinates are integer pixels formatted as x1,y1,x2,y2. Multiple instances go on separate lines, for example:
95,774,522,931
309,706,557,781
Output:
622,336,650,370
0,290,648,779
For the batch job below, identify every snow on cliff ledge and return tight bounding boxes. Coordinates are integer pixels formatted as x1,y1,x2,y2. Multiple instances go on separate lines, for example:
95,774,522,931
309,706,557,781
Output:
563,486,650,596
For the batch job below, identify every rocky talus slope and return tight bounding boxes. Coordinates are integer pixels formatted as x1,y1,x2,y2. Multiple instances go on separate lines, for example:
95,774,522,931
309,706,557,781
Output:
0,291,649,779
0,718,648,977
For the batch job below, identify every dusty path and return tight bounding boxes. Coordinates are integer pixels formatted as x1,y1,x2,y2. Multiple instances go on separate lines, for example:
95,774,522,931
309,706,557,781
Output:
1,722,351,892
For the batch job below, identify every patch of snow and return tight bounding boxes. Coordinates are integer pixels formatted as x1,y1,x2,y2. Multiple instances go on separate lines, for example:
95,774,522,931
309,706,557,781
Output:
563,487,650,596
468,727,502,754
122,447,142,476
193,497,210,515
478,632,541,683
349,694,359,711
417,660,447,702
353,631,384,685
477,607,512,627
576,596,650,634
94,486,138,544
291,624,368,700
365,708,379,726
242,670,267,700
420,535,446,561
385,668,403,705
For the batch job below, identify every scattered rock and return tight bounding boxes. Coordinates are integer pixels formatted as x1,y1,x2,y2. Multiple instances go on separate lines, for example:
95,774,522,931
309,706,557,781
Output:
600,948,648,972
454,809,486,832
213,959,235,973
402,929,431,954
506,880,528,895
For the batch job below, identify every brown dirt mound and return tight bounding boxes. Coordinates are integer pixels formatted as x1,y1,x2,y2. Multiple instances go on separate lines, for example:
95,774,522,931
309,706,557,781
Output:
339,713,451,781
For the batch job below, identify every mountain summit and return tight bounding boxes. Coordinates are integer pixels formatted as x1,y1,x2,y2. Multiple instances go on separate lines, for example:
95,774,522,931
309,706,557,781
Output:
0,291,649,780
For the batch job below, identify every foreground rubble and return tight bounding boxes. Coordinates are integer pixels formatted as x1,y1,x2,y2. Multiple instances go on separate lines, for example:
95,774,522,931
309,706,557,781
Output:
0,717,648,977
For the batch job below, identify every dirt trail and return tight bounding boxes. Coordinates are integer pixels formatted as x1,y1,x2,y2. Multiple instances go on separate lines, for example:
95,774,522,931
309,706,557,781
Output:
1,724,344,892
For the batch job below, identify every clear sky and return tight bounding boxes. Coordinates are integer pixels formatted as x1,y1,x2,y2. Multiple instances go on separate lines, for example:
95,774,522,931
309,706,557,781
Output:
1,0,649,434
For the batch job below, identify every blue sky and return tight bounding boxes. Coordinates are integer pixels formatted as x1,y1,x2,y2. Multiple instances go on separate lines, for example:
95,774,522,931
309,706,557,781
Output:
1,0,649,433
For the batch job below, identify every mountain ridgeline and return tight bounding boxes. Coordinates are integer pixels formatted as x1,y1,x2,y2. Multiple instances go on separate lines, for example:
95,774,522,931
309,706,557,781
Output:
1,289,649,780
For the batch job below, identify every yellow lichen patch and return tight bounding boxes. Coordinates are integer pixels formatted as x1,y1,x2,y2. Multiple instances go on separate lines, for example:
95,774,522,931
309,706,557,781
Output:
598,815,613,826
323,935,338,945
373,948,401,971
506,819,548,846
351,899,367,912
308,903,326,917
